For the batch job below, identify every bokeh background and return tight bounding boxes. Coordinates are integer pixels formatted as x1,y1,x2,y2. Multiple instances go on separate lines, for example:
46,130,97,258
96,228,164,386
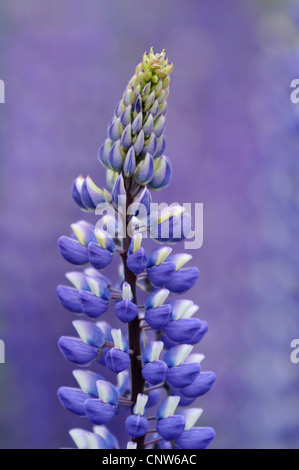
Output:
0,0,298,449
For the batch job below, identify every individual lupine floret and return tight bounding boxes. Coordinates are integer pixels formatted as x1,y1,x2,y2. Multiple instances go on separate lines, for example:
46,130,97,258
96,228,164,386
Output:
146,249,200,294
84,380,119,425
78,275,111,318
147,246,175,286
163,300,208,345
163,344,200,389
58,321,105,366
88,228,115,270
126,233,148,275
179,371,216,399
58,221,97,265
142,341,168,385
114,282,138,323
144,288,171,330
125,394,149,439
58,367,105,417
58,336,99,366
58,387,91,417
111,174,126,209
132,186,151,216
156,396,185,441
147,155,172,191
72,175,111,212
173,408,215,449
165,265,200,294
148,205,191,243
134,152,154,185
104,329,131,373
56,271,92,313
164,252,199,293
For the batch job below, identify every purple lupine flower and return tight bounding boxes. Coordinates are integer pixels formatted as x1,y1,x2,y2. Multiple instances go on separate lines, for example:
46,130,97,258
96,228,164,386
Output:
57,48,215,449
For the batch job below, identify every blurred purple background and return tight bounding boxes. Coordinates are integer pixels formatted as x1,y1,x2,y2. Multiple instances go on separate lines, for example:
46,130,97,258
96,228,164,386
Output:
0,0,298,448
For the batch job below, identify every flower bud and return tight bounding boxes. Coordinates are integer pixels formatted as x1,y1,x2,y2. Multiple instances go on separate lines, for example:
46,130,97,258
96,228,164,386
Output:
123,146,136,176
98,139,113,168
81,176,106,210
141,133,157,157
109,140,124,171
121,124,132,149
132,112,142,133
72,175,89,211
155,136,166,158
134,152,154,185
112,174,126,207
133,129,145,154
120,105,132,127
148,155,172,191
108,117,122,142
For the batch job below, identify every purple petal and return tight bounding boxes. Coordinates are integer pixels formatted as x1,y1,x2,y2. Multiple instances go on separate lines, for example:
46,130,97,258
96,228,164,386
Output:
84,399,117,425
56,285,82,313
88,243,114,270
79,290,109,318
165,268,199,294
58,236,89,265
176,427,216,449
58,336,98,365
180,372,216,398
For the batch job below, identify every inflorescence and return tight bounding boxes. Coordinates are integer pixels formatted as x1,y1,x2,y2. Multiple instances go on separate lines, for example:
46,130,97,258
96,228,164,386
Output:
57,49,216,450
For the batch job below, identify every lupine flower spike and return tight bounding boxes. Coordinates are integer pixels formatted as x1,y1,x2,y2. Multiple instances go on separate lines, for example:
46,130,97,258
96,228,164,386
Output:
57,48,215,449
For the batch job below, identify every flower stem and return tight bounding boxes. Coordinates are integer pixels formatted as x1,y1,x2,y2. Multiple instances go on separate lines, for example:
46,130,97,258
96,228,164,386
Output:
121,189,145,449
